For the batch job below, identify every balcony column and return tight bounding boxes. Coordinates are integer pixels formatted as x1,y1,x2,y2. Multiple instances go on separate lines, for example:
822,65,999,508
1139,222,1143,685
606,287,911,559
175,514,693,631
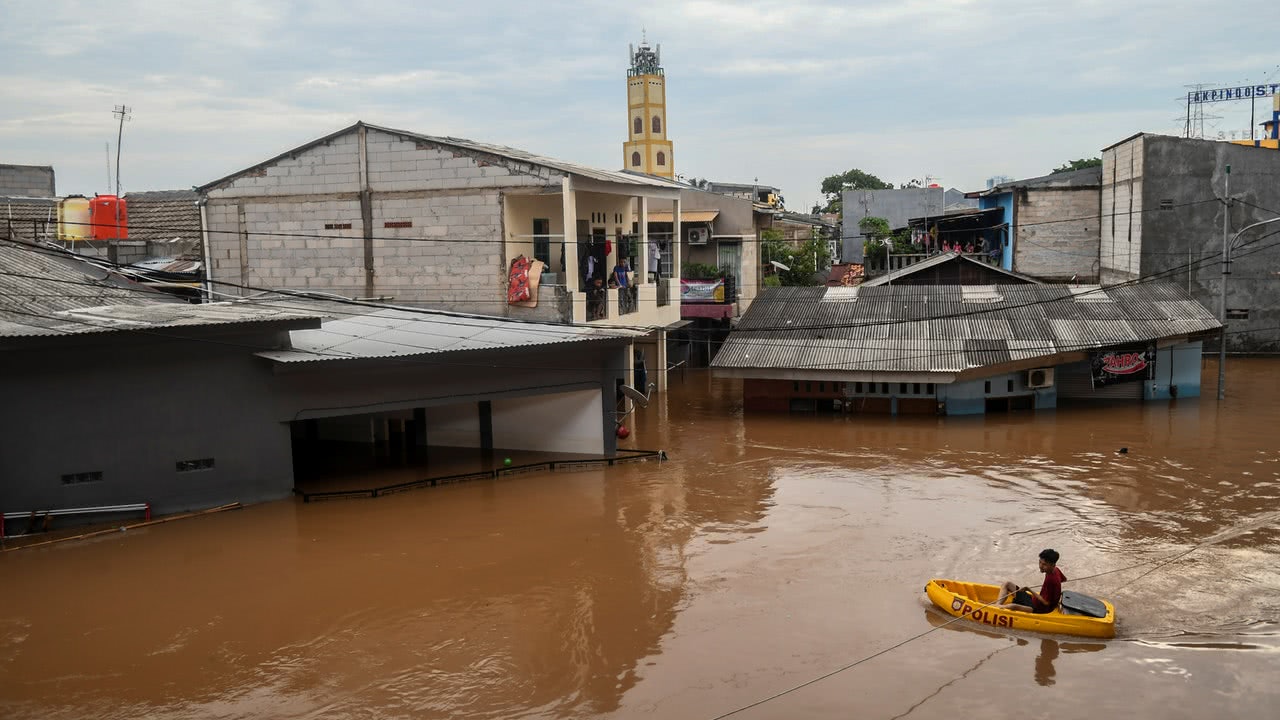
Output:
638,195,650,283
671,196,682,292
561,177,587,323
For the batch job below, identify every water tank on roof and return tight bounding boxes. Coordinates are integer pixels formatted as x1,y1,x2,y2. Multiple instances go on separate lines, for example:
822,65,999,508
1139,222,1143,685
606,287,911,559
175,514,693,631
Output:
89,194,128,240
57,195,91,242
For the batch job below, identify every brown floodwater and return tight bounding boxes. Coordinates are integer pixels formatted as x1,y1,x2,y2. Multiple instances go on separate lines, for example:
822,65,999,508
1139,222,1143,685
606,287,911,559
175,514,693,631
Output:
3,359,1279,719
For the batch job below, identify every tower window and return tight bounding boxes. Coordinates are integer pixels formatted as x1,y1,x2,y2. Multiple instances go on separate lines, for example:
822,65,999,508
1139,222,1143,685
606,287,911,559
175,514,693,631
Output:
631,152,641,167
633,117,642,135
652,115,662,133
656,151,666,166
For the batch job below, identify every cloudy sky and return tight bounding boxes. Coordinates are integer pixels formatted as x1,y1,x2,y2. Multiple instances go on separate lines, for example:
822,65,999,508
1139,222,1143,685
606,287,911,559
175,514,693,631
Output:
3,0,1277,211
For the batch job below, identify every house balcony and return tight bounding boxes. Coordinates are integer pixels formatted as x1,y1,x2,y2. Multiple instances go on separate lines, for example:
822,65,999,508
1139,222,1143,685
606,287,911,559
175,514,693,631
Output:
679,274,738,321
863,252,999,276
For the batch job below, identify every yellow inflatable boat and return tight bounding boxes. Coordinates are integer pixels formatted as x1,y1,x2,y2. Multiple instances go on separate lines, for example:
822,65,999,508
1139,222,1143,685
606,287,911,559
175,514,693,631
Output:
925,579,1116,639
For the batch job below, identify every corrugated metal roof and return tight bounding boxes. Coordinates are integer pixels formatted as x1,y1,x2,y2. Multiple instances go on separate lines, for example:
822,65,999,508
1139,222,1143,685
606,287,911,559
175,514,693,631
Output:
124,190,201,243
201,122,685,194
258,306,644,363
712,283,1221,377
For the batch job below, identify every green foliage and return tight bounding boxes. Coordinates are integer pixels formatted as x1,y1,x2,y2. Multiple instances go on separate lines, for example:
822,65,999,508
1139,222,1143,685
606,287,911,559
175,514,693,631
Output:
681,262,722,280
861,218,916,261
818,168,893,214
1052,157,1102,174
762,229,832,286
763,274,782,288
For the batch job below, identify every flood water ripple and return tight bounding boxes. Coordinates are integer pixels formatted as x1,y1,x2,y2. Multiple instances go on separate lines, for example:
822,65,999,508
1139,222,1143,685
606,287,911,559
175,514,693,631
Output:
2,359,1279,718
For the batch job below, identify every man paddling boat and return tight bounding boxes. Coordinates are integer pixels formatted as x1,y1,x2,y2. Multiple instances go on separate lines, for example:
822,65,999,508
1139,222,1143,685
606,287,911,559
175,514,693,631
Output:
998,548,1064,613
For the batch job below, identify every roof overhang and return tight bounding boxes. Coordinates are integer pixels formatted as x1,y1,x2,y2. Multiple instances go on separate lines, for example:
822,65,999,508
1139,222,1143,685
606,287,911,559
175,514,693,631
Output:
646,209,720,223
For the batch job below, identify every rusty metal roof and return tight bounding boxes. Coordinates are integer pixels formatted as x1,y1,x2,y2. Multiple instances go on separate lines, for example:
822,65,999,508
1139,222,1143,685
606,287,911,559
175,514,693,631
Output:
713,283,1221,377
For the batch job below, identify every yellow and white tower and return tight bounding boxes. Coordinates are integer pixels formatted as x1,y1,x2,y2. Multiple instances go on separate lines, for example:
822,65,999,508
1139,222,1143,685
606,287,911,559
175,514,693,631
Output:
623,38,674,178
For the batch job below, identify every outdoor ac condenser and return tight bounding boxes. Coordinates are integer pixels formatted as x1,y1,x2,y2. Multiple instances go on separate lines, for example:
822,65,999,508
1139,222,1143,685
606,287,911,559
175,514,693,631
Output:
1026,368,1055,389
687,227,709,245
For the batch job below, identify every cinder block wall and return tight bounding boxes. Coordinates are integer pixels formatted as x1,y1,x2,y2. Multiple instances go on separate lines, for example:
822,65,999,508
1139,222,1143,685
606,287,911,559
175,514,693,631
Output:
203,128,566,313
1014,187,1101,281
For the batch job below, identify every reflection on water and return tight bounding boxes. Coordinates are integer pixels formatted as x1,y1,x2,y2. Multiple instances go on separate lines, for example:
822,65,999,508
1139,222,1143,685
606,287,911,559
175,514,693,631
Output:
1,359,1278,719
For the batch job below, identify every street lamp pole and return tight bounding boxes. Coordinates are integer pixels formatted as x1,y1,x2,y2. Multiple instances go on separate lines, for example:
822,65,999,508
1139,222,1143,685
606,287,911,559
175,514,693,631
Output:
1217,211,1280,400
1218,165,1230,400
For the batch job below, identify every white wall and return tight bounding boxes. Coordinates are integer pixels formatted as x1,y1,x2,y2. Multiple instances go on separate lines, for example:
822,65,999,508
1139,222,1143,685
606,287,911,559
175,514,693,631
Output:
425,402,481,448
492,389,603,454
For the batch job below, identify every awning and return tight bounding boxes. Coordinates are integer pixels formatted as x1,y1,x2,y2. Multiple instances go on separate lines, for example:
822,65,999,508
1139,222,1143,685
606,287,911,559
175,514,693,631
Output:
645,209,720,223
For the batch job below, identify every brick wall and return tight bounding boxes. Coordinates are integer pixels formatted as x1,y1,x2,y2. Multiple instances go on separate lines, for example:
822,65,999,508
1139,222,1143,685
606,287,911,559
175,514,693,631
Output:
0,165,55,197
203,127,566,312
1013,187,1100,281
1100,136,1145,284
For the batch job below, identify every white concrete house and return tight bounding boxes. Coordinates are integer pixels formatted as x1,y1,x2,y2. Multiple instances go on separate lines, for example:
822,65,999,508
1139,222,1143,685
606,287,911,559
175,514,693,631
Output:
198,122,688,387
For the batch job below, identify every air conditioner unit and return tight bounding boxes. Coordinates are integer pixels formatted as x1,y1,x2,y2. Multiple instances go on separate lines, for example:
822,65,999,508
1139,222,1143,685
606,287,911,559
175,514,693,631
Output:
1026,368,1055,389
687,227,709,245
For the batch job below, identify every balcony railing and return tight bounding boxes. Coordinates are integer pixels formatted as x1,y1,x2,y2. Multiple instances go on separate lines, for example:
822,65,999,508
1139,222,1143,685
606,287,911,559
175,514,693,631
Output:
864,252,1000,275
618,286,638,315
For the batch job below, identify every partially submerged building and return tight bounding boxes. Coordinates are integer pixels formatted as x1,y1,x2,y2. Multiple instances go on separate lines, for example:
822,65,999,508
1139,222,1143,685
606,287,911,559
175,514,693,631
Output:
713,279,1219,415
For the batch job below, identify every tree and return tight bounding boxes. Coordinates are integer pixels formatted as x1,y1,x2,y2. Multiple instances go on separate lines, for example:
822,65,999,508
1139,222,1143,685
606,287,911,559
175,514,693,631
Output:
761,228,831,286
1051,157,1101,174
818,168,893,214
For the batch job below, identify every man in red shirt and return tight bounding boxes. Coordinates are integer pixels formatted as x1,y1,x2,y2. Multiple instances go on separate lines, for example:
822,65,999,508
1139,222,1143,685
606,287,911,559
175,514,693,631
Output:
998,549,1065,613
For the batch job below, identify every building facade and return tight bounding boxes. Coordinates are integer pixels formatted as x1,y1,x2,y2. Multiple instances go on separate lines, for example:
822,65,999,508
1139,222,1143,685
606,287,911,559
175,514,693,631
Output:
1101,133,1280,352
970,167,1102,281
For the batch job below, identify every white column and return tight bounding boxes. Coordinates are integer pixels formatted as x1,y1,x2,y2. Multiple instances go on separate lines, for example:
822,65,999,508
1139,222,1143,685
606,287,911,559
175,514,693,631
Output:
562,177,579,291
638,195,650,283
670,196,680,285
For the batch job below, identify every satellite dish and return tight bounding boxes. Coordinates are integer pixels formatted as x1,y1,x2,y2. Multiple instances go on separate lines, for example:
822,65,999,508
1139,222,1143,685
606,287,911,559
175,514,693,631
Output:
621,383,653,408
770,260,791,272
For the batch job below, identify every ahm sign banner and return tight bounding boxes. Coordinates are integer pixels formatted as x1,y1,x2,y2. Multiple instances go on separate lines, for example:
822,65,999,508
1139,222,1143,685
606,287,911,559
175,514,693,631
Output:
1189,84,1280,104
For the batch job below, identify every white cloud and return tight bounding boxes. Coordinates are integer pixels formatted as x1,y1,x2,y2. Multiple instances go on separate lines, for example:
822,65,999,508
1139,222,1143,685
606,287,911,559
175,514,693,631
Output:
2,0,1277,203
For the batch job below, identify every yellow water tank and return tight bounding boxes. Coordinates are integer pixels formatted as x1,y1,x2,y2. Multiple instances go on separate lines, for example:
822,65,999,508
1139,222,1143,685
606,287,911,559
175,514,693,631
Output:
57,195,91,242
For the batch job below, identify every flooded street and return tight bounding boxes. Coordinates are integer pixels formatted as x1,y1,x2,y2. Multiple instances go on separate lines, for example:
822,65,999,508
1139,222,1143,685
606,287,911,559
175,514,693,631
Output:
3,359,1279,719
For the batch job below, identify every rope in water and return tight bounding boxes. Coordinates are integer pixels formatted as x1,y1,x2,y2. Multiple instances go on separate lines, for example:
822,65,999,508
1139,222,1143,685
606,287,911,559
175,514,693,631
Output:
705,510,1280,720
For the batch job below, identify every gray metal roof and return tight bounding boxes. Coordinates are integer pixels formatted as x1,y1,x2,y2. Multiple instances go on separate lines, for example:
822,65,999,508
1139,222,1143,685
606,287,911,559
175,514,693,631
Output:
981,166,1103,194
0,239,159,333
258,306,645,363
861,252,1040,286
713,283,1220,378
200,122,686,194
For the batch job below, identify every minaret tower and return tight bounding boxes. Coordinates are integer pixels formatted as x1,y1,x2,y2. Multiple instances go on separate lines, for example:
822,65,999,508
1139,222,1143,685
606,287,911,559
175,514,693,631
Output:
623,34,674,178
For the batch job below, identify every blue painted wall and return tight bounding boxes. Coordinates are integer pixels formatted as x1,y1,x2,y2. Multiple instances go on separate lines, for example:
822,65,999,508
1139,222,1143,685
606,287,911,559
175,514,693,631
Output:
1144,341,1204,400
979,191,1015,270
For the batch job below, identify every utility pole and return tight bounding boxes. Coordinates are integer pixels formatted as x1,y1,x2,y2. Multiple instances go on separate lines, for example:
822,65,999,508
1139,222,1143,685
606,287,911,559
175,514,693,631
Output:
1218,164,1230,400
112,104,131,239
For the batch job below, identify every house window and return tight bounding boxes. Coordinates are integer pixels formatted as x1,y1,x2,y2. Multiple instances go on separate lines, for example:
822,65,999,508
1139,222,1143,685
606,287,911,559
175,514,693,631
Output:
656,151,666,166
533,219,550,265
855,382,863,394
62,471,103,485
927,383,935,394
806,382,812,393
176,458,215,472
1007,379,1014,392
631,152,641,167
384,221,412,228
634,117,642,135
1226,308,1250,320
914,383,921,394
984,381,991,394
899,383,907,394
819,382,826,393
652,115,662,133
880,383,889,394
793,381,799,392
324,222,352,230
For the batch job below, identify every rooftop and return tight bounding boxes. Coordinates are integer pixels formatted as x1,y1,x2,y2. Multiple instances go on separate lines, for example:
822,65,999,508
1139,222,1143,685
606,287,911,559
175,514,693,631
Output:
713,283,1220,379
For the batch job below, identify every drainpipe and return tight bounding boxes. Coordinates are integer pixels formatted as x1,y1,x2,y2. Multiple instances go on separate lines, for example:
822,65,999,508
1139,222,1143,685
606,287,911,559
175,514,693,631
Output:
198,196,213,303
1217,164,1229,401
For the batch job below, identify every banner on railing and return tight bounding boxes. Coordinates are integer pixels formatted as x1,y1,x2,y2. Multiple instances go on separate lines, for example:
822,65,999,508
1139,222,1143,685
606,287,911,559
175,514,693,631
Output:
680,278,724,303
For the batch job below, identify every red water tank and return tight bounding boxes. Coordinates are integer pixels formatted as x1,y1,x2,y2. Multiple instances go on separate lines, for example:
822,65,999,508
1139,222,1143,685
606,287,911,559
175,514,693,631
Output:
89,194,129,240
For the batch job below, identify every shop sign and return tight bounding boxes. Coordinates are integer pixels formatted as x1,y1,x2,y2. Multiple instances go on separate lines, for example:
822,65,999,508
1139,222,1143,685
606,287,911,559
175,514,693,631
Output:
1091,347,1155,387
680,278,724,303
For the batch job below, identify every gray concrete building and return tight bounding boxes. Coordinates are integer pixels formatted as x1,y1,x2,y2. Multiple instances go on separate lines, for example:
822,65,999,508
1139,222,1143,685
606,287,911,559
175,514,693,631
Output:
0,164,55,197
1101,134,1280,352
840,188,975,262
969,166,1102,282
